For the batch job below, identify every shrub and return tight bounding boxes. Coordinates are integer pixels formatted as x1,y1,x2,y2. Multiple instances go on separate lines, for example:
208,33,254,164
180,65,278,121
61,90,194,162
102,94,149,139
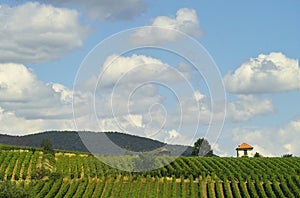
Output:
282,154,293,157
49,172,61,180
0,182,31,198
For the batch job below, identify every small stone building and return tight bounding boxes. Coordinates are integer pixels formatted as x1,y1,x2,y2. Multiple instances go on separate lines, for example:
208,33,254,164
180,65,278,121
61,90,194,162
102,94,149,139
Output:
236,143,253,157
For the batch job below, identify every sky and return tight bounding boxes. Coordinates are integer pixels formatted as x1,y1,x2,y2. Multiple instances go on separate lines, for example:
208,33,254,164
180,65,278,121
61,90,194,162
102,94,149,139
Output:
0,0,299,157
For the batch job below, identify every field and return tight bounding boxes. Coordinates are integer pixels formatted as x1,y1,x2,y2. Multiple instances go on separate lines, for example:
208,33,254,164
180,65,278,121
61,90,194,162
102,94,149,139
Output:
0,148,300,197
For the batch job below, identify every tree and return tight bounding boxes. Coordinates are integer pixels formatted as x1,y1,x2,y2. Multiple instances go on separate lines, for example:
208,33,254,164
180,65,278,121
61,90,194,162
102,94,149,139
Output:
282,154,293,157
191,138,213,156
253,152,262,157
40,139,54,155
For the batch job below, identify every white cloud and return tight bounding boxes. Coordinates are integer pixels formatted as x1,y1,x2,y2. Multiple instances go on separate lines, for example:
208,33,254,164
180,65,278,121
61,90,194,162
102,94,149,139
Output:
211,143,229,157
172,93,272,126
0,63,77,134
0,63,73,107
75,53,205,142
224,52,300,94
0,107,75,135
99,54,190,87
0,63,40,102
232,128,280,157
232,117,300,156
123,114,144,128
227,95,274,122
0,2,89,63
164,129,191,145
45,0,146,21
278,118,300,155
131,8,201,44
193,90,205,102
168,129,180,139
91,53,169,118
0,63,274,148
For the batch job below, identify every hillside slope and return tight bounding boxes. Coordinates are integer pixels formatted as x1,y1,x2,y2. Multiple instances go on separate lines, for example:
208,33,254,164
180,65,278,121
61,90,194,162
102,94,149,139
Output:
0,131,193,155
0,148,299,198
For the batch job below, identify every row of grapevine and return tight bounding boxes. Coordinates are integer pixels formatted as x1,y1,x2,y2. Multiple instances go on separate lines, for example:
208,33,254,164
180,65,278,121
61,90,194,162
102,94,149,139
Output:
1,171,299,197
13,152,26,180
1,148,300,197
0,151,13,180
0,151,37,181
48,153,300,181
6,151,20,180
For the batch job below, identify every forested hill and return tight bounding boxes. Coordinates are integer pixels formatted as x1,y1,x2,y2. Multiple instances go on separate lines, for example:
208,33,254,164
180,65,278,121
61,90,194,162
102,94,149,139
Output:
0,131,193,155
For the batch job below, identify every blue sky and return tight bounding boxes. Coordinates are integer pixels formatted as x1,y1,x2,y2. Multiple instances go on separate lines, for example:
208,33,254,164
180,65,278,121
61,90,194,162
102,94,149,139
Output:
0,0,299,157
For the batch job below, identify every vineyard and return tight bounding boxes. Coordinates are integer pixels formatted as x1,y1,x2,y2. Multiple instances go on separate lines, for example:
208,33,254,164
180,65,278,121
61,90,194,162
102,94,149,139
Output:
0,148,300,197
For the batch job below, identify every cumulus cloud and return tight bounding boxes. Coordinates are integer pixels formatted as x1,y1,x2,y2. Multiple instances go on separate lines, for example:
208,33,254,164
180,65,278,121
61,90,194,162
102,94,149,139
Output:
278,117,300,155
74,54,208,143
0,63,77,134
164,129,191,145
40,0,146,21
131,8,202,44
174,93,272,125
0,2,89,63
88,54,193,140
211,143,230,157
0,107,75,135
0,64,274,146
193,90,205,102
123,114,144,128
232,117,300,156
88,54,192,129
97,54,191,87
227,95,274,122
224,52,300,94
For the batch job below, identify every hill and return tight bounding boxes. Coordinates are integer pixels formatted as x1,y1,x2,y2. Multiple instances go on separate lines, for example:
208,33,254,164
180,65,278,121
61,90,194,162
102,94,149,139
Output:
0,148,299,197
0,131,193,156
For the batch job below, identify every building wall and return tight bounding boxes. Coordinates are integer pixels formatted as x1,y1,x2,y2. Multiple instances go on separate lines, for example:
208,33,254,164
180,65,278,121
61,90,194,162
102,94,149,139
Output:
237,150,250,157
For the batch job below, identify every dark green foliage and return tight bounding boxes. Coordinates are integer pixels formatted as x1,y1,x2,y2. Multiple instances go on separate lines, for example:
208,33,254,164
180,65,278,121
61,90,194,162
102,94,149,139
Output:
222,177,232,198
282,154,293,157
0,182,32,198
40,139,54,155
271,178,285,198
49,172,62,180
35,179,55,198
55,182,70,198
83,181,96,198
253,152,262,157
0,172,4,180
237,175,250,198
64,180,80,198
44,178,63,198
73,179,88,198
171,175,177,198
214,179,223,198
29,147,36,153
191,138,213,156
189,175,195,197
32,168,49,180
246,177,259,198
180,175,185,198
207,180,214,198
263,180,277,198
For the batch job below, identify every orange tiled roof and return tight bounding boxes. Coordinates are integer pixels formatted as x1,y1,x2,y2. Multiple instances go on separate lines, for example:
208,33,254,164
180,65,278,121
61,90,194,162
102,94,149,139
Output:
236,143,253,150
